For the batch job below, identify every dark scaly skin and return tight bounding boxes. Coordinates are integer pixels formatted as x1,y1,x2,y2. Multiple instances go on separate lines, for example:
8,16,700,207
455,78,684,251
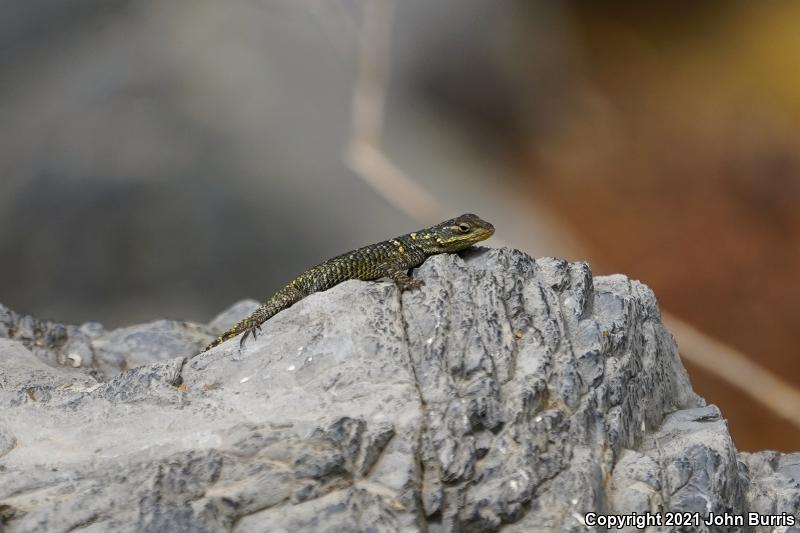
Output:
204,214,495,351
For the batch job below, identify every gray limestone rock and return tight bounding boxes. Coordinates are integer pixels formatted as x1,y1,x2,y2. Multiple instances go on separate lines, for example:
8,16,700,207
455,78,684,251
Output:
91,320,209,378
0,304,97,371
0,248,797,532
0,303,214,381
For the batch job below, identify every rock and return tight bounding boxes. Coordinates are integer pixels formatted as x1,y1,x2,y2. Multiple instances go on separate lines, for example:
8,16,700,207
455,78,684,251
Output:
0,304,212,380
0,339,98,408
0,304,97,371
91,320,209,378
0,248,797,532
741,451,800,521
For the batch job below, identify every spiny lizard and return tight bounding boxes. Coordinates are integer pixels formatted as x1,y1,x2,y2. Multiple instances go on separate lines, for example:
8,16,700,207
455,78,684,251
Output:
204,213,495,351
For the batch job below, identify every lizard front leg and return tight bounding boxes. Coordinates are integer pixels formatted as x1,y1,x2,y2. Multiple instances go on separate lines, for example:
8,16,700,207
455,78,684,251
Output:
388,268,424,291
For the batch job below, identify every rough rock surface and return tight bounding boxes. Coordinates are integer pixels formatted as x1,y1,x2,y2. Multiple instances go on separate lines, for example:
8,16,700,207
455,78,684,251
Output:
0,248,797,532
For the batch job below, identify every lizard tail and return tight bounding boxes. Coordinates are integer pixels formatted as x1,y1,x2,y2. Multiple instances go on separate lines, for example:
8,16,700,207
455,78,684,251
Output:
202,286,305,353
203,317,252,352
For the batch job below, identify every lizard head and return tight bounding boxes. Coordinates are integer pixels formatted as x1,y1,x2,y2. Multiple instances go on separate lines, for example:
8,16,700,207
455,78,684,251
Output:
420,213,495,253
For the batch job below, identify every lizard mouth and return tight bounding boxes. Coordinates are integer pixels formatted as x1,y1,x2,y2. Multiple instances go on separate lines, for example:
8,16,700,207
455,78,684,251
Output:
469,224,494,244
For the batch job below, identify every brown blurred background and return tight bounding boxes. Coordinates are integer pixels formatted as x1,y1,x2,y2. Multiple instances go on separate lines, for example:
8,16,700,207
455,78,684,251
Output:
1,0,798,451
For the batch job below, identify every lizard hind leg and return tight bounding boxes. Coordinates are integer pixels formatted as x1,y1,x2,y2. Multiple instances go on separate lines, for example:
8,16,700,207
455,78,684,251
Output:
202,303,272,352
238,285,306,349
203,316,252,352
239,319,262,347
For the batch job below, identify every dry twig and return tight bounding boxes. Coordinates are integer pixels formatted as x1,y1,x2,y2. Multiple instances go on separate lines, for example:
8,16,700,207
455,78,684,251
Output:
342,0,800,430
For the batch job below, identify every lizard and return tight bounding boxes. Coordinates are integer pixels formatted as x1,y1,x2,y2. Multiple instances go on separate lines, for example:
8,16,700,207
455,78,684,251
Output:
203,213,495,351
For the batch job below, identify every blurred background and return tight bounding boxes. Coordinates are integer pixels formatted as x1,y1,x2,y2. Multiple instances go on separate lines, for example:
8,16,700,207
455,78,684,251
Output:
1,0,798,451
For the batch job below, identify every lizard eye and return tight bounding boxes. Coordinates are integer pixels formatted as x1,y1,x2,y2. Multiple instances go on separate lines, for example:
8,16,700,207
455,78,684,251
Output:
458,223,471,233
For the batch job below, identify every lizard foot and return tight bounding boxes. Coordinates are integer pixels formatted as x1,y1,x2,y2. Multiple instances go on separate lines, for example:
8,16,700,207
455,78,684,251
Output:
396,277,424,291
239,322,263,348
387,266,425,292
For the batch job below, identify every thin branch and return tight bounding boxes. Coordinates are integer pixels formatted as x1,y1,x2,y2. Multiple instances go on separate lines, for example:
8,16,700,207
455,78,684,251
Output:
343,0,800,430
664,315,800,429
346,0,443,223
